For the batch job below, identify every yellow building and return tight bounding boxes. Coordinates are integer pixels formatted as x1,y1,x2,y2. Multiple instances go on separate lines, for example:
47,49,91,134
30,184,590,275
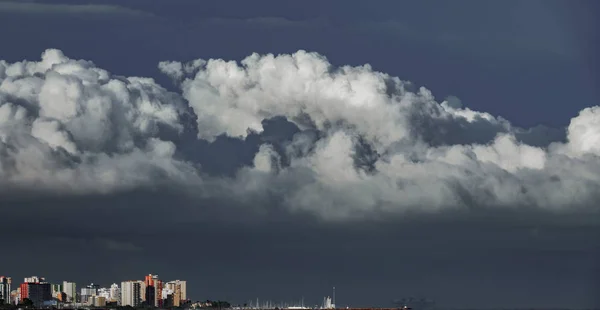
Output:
94,296,106,307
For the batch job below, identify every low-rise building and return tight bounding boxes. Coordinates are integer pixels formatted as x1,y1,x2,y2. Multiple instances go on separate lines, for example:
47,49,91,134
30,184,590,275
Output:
94,296,107,307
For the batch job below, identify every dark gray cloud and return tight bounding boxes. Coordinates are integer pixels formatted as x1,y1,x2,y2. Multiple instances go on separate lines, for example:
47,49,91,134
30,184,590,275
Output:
0,0,154,17
2,191,599,308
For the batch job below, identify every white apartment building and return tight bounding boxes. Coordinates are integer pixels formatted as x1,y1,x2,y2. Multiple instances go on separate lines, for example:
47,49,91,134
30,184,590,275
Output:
98,288,110,299
165,280,187,306
120,281,141,307
110,283,121,304
166,280,186,300
0,276,11,304
80,283,99,304
62,282,76,303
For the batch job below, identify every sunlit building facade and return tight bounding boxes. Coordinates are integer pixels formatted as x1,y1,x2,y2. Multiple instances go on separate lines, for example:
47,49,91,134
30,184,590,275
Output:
62,282,76,303
0,276,11,304
120,281,141,307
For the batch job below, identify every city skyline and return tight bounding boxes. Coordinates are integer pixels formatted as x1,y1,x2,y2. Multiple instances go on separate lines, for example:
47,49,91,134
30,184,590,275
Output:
0,274,188,308
0,274,344,309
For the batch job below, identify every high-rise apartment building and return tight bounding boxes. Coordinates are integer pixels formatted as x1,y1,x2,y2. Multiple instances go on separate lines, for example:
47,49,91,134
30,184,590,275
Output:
166,280,187,306
0,276,11,304
179,281,186,301
109,283,121,304
174,284,182,307
20,278,51,307
144,275,154,306
120,281,141,307
62,282,76,303
80,283,99,304
154,279,163,307
144,274,163,307
138,280,146,303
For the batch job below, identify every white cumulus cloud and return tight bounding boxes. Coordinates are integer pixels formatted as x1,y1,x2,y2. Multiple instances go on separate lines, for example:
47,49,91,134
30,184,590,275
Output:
1,49,599,220
0,49,198,194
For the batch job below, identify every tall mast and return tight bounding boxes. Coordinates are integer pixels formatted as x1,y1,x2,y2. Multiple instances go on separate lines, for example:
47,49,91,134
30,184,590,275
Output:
332,286,335,308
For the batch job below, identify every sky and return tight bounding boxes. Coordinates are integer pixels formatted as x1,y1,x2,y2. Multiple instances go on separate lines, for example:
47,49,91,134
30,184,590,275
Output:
0,0,599,308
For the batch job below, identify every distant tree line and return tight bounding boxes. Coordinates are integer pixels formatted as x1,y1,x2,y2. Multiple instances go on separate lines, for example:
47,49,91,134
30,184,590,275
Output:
204,300,231,309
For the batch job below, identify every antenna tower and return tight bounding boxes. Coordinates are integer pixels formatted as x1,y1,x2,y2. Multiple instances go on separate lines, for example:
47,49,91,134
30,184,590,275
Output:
333,286,336,308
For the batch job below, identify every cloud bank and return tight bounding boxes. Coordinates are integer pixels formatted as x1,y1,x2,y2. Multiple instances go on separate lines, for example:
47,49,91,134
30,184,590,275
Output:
0,1,154,17
1,49,599,220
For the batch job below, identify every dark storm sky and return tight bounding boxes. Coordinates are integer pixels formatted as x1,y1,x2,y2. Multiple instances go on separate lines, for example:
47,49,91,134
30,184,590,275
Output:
0,0,599,308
